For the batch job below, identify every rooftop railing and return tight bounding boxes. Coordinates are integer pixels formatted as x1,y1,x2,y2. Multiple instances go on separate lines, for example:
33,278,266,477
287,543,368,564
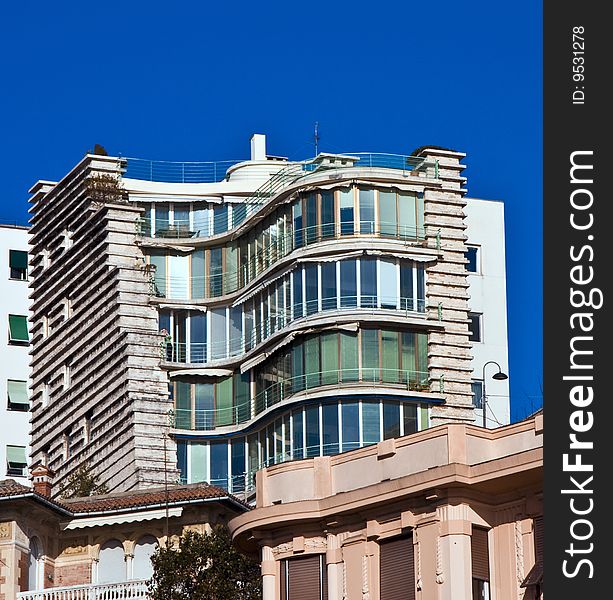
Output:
123,158,244,183
125,152,437,191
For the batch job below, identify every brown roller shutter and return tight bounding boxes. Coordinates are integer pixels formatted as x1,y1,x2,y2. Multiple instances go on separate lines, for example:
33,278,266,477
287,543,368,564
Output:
380,534,416,600
534,516,544,562
286,555,324,600
471,527,490,581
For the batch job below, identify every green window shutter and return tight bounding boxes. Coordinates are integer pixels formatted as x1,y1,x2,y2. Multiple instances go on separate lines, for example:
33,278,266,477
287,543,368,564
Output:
8,315,29,342
6,445,27,467
190,443,208,483
174,381,192,429
340,332,358,382
215,377,234,426
9,250,28,270
7,380,28,407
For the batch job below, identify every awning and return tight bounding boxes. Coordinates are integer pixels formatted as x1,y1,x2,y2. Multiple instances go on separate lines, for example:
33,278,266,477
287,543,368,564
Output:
520,561,543,587
240,332,298,373
157,304,207,313
7,380,28,407
8,315,28,342
169,368,233,378
6,445,27,467
63,507,183,530
233,266,293,306
9,250,28,270
129,194,222,204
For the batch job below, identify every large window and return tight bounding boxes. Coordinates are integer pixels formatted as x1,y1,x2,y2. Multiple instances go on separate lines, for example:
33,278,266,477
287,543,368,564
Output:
468,313,483,342
172,376,249,430
210,442,229,487
465,246,480,273
9,250,28,280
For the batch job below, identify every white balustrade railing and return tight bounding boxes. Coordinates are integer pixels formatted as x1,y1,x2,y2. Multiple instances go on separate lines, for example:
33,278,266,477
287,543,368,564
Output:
17,580,149,600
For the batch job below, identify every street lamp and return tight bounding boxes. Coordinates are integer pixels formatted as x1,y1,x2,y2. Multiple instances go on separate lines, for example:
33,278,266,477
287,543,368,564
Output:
481,361,508,428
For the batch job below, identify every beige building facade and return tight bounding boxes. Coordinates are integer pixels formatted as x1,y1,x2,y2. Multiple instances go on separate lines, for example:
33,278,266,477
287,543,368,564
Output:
230,413,543,600
0,475,247,600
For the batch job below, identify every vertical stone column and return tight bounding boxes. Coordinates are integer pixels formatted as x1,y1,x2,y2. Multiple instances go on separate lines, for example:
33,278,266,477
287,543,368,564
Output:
326,534,343,600
261,545,276,600
436,505,473,600
416,147,475,425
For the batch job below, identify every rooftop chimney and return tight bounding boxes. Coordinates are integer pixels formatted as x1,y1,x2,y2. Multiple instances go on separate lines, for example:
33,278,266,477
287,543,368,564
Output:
31,464,54,497
250,134,267,161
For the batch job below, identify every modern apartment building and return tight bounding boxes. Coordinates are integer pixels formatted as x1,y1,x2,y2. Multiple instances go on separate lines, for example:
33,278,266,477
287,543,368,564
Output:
27,135,509,498
0,223,30,486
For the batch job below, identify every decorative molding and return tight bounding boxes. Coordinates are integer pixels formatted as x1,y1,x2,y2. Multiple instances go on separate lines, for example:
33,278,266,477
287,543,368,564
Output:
435,523,445,584
361,555,370,600
272,542,293,555
515,520,526,599
415,539,423,591
0,522,11,539
304,536,327,550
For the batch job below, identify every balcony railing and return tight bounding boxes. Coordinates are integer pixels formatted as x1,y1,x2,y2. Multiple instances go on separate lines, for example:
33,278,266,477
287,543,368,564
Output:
17,580,149,600
145,221,426,302
161,297,425,365
172,367,429,431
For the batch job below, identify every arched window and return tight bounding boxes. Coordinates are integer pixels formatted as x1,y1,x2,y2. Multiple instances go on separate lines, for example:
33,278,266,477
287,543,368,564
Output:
27,537,43,591
132,535,158,580
98,539,126,584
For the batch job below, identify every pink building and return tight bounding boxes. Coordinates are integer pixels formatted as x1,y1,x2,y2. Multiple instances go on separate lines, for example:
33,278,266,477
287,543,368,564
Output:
230,413,543,600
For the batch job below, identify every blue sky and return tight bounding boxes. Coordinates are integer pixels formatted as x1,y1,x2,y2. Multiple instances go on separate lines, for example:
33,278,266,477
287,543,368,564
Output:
0,2,542,421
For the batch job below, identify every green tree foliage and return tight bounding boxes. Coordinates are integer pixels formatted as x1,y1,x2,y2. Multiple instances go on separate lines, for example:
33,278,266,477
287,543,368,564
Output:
148,525,262,600
60,462,109,498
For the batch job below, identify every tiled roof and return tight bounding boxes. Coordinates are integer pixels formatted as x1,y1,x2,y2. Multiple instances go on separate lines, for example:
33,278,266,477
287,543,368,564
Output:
0,479,249,515
64,482,249,513
0,479,32,497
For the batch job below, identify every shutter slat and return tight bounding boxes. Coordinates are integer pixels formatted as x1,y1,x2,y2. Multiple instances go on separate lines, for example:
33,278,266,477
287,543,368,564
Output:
380,534,415,600
471,527,490,581
534,516,544,561
287,555,322,600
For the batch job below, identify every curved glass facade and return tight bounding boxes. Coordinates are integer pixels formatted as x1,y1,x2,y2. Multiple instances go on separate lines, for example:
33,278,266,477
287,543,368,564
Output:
176,397,429,492
136,169,444,497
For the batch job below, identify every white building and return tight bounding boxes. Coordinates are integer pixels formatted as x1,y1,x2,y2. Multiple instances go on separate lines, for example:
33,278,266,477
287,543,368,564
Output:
0,223,30,485
465,198,510,427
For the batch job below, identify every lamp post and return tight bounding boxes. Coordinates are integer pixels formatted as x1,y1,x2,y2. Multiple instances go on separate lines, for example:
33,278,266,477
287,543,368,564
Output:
481,361,508,428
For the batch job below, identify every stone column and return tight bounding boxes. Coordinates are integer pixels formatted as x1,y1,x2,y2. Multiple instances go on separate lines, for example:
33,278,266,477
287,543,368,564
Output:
326,534,343,600
438,520,472,600
261,545,276,600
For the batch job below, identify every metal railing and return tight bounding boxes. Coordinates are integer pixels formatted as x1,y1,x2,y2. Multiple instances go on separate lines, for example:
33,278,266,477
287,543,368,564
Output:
146,220,426,300
134,151,436,237
17,580,149,600
123,158,243,183
161,296,425,364
124,152,438,184
172,368,429,430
